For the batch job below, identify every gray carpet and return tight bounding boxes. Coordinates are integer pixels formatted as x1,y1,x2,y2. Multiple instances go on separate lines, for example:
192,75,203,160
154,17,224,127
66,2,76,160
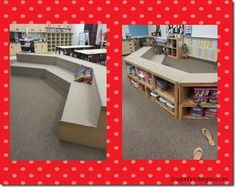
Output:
162,56,217,73
122,61,217,160
11,75,105,160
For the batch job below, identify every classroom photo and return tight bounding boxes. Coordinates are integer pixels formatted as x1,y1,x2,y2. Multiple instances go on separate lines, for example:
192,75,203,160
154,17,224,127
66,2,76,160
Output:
10,24,107,160
122,25,217,160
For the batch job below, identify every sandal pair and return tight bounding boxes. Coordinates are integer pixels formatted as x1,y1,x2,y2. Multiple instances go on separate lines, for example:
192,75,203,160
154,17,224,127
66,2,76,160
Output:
193,128,215,160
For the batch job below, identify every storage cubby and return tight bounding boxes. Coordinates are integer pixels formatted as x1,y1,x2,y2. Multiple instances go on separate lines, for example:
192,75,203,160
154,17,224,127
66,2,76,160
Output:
179,86,217,107
179,106,217,120
166,37,183,58
45,27,73,52
148,88,175,116
125,62,178,118
153,76,175,104
124,46,217,120
137,68,153,86
129,78,145,93
126,64,138,77
179,84,218,120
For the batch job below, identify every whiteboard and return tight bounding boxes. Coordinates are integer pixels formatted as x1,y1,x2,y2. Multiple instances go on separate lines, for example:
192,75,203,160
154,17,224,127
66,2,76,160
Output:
190,25,217,38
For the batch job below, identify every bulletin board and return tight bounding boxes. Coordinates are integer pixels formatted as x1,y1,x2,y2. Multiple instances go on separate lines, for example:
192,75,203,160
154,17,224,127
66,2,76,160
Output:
128,25,149,37
191,25,217,38
184,37,218,62
184,25,217,38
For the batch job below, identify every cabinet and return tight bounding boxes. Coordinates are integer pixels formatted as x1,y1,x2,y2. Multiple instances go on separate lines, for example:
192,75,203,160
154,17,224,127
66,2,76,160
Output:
10,43,21,56
39,24,46,32
10,24,26,32
122,40,135,55
10,24,16,32
34,43,48,53
10,24,72,32
122,37,154,55
10,24,73,52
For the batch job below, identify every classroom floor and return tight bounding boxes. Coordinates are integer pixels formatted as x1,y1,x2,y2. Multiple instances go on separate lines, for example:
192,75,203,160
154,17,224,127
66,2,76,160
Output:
11,75,106,160
162,56,217,73
122,60,217,160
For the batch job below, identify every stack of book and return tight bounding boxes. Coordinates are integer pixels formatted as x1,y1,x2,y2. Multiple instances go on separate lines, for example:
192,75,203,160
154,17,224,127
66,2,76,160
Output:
205,108,217,118
193,87,217,104
191,107,204,117
138,70,152,84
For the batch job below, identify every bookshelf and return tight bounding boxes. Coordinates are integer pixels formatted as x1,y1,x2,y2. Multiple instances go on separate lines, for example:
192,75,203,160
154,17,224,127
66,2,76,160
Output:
126,63,178,118
45,25,72,52
45,32,73,52
124,47,217,120
166,37,183,58
178,83,218,120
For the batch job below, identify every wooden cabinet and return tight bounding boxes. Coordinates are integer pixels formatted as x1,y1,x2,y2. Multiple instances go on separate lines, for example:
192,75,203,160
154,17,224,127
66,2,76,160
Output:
34,43,48,53
122,40,135,55
38,24,46,32
45,24,72,29
10,24,25,32
27,24,36,32
10,24,72,33
122,37,153,55
10,24,16,32
10,43,21,56
10,24,45,33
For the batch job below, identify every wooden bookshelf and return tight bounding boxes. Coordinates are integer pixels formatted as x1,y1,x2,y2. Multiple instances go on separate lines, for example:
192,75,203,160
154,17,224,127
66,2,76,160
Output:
45,32,73,52
166,37,183,58
124,47,217,120
178,84,217,120
179,107,215,120
126,62,178,118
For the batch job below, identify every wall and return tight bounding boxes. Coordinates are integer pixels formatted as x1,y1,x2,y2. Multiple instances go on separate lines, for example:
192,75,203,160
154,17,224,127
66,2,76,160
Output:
71,24,85,45
148,25,168,37
122,25,130,39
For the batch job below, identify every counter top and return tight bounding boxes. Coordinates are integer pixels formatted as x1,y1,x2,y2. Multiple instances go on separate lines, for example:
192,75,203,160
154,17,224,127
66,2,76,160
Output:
124,47,217,84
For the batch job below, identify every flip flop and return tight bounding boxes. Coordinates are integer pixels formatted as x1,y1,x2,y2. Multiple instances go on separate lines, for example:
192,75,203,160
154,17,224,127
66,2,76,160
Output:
202,128,215,147
193,147,203,160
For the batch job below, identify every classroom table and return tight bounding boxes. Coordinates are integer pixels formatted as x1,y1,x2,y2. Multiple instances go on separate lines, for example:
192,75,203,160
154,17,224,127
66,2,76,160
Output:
55,45,94,56
74,49,107,65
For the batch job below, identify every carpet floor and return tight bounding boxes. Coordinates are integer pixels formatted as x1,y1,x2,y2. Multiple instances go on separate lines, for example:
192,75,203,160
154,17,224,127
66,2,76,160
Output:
11,75,105,160
122,60,217,160
162,56,217,73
